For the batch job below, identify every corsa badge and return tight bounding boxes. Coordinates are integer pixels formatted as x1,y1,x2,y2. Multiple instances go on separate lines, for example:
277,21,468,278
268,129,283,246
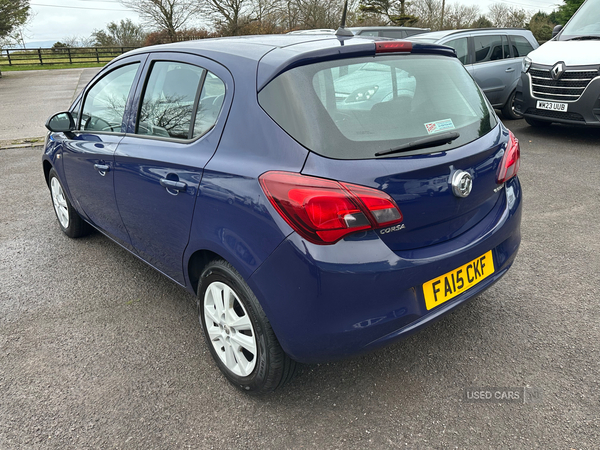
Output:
451,170,473,198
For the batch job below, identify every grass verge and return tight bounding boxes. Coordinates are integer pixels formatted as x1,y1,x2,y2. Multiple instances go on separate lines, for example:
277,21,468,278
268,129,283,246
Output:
0,62,106,72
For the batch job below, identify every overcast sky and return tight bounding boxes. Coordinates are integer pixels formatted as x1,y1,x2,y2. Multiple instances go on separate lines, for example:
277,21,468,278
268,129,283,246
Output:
26,0,560,46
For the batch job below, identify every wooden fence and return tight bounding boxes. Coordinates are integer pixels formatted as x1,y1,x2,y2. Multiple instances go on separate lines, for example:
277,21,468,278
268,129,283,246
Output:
0,46,138,67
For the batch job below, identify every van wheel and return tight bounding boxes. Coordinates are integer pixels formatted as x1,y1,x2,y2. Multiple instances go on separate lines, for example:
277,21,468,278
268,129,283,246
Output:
525,117,552,127
501,91,522,120
197,259,298,394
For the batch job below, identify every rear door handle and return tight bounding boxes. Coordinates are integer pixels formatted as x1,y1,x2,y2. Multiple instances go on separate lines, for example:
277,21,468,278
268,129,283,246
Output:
160,178,187,192
94,164,110,176
505,68,515,72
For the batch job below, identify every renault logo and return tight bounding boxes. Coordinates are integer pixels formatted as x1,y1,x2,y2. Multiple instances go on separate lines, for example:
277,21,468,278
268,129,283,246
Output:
551,62,566,80
451,170,473,198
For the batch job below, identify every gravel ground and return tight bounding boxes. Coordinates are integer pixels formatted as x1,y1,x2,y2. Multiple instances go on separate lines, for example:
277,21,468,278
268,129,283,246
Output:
1,119,599,449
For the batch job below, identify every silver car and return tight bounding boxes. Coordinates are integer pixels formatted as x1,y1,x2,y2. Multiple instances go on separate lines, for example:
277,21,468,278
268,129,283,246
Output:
410,29,539,119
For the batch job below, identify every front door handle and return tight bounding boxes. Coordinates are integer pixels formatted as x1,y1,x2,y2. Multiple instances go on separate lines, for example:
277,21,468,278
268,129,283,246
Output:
160,178,187,192
505,68,515,73
94,163,110,176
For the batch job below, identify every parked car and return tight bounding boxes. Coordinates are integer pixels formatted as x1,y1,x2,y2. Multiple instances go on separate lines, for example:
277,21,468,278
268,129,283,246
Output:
286,29,335,35
410,28,539,119
287,27,429,39
43,34,522,394
348,26,430,39
516,0,600,127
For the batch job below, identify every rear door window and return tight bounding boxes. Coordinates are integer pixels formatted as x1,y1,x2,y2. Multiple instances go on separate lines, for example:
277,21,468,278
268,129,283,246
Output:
136,62,226,140
137,61,204,140
510,35,534,57
474,35,509,63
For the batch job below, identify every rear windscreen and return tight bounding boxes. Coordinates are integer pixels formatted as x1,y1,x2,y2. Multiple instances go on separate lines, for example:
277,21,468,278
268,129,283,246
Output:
258,54,497,159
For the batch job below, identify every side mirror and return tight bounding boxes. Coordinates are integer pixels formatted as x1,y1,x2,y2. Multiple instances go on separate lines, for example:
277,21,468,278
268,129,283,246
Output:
45,111,75,137
552,24,563,38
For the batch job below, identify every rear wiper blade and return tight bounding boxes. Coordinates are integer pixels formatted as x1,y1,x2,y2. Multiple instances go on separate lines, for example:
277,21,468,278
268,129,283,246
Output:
566,35,600,41
375,131,460,157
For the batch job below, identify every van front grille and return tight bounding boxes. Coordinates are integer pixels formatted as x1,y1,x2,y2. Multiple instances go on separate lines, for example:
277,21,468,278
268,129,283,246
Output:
529,66,599,102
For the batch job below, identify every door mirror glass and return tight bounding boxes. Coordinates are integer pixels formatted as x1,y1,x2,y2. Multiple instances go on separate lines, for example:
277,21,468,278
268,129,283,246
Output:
45,112,75,133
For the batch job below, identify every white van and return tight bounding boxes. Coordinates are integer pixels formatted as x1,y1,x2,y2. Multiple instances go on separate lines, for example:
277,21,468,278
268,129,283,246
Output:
515,0,600,127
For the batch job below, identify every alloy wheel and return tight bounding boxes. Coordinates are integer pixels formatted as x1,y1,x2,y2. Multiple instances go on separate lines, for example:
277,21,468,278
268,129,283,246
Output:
203,281,257,377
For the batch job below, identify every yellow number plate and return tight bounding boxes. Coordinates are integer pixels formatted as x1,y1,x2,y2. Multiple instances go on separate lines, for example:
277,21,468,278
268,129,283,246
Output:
423,251,495,311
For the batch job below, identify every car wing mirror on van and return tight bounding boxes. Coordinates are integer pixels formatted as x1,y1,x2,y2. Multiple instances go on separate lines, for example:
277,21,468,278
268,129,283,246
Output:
552,25,563,38
45,111,76,138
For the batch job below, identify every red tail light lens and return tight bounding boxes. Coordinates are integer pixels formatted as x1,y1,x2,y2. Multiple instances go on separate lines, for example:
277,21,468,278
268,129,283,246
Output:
259,171,403,245
375,41,413,53
496,131,521,184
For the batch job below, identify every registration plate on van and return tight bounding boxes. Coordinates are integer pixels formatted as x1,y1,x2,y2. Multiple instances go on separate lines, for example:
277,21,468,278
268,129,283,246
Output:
536,101,568,112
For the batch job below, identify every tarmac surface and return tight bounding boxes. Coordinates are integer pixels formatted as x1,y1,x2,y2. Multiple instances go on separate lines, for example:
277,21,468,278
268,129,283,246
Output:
0,68,100,145
1,69,600,448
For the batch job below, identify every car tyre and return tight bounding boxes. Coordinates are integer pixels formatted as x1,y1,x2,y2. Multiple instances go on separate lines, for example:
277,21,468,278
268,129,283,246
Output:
48,168,91,238
501,90,522,120
525,116,552,127
198,259,297,394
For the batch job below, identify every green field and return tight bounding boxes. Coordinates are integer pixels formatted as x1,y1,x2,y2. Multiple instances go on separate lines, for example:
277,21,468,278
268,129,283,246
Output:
0,62,106,72
0,47,135,72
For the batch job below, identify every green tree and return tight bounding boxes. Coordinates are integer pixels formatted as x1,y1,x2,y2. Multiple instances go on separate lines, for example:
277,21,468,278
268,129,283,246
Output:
527,11,557,42
555,0,584,24
470,15,493,28
359,0,418,26
92,19,147,47
0,0,30,39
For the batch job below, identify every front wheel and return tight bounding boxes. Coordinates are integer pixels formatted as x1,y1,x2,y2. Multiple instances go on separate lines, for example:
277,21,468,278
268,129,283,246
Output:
198,259,297,394
48,168,91,238
501,90,522,120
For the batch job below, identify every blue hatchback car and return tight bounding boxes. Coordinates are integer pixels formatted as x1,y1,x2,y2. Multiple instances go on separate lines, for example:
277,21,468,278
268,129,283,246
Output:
43,34,522,394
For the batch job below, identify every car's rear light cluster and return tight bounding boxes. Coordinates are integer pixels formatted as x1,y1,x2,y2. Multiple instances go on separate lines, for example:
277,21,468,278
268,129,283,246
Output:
496,131,521,184
375,41,413,53
259,171,403,245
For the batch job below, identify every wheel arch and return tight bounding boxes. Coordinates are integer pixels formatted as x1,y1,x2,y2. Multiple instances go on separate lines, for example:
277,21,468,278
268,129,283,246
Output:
43,159,53,187
187,249,224,296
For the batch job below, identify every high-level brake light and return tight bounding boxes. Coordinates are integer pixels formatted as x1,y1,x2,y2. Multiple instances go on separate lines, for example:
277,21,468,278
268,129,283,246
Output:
375,41,413,53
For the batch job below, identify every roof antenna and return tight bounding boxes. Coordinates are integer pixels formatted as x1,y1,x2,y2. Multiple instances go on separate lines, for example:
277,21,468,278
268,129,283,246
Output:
335,0,353,37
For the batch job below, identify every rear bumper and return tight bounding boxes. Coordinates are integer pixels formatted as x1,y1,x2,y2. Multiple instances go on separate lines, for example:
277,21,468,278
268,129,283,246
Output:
515,73,600,126
249,178,522,363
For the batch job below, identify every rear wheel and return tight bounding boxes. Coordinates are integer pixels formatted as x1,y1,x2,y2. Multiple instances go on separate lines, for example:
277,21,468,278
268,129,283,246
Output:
48,168,91,238
501,90,522,120
525,116,552,127
198,259,297,394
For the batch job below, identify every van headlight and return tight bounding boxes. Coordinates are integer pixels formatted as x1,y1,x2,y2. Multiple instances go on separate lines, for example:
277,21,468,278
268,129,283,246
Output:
522,57,532,73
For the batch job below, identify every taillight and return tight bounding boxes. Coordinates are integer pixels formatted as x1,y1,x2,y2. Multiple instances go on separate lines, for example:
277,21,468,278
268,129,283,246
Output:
496,131,521,184
375,41,413,53
259,171,403,245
